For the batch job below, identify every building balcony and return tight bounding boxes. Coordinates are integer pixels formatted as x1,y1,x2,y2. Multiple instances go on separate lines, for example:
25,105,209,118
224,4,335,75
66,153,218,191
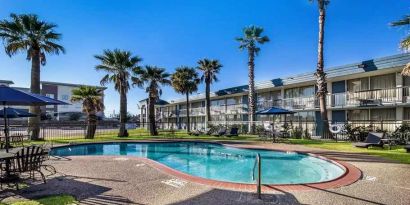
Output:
210,104,247,115
329,87,410,108
179,107,206,116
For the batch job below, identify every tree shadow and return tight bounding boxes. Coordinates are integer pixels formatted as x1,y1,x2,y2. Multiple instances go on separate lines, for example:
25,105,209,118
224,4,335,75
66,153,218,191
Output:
169,188,304,205
2,176,135,205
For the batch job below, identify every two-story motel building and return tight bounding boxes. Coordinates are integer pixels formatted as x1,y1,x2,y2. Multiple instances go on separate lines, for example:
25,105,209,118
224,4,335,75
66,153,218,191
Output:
139,53,410,134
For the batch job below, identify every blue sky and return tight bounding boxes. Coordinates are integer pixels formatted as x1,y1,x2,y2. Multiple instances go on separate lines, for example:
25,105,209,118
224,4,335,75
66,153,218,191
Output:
0,0,409,115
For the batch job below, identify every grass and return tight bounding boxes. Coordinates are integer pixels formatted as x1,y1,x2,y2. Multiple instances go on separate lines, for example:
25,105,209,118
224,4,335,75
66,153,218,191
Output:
1,194,77,205
289,139,410,164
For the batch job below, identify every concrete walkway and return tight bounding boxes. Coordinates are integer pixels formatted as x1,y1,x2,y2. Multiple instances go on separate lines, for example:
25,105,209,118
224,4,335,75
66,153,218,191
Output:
1,142,409,205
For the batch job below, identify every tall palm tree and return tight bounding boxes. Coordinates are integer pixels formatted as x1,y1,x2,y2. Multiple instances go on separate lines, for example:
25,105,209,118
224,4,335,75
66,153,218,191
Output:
95,49,142,137
71,86,104,139
0,13,65,140
138,66,171,136
171,67,200,132
236,25,269,133
311,0,330,137
390,15,410,75
196,59,223,124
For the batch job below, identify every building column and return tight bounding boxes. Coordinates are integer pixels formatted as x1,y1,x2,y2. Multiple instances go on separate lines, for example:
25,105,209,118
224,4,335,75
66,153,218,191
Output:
327,81,332,122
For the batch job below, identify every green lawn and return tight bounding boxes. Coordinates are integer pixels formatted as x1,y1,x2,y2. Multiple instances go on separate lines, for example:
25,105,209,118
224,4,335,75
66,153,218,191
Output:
1,194,77,205
289,139,410,164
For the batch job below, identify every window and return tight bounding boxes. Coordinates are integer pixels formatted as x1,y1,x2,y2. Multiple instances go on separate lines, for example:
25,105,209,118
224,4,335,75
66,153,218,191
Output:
370,74,396,90
347,78,369,92
226,97,241,105
211,99,225,106
404,108,410,120
45,94,54,108
46,93,54,98
284,86,315,98
347,110,369,121
370,108,395,121
61,95,69,101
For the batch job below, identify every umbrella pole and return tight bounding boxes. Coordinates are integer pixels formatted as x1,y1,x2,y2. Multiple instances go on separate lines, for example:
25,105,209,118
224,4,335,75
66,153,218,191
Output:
3,102,8,152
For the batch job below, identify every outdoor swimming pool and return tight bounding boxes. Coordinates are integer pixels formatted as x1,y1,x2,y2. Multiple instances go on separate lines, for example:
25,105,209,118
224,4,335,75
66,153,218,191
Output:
51,142,345,184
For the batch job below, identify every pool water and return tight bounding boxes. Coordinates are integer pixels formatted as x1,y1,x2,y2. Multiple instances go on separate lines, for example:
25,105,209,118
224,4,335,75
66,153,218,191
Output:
51,142,345,184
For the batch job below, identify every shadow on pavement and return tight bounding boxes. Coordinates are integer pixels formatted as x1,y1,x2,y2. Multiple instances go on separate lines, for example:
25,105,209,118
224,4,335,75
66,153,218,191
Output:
169,188,304,205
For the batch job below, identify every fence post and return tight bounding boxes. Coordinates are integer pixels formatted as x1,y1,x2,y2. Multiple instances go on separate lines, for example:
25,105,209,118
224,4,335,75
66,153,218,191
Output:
257,153,262,199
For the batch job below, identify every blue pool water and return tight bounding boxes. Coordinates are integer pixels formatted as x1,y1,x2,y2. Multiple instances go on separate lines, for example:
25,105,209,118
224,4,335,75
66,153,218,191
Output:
51,142,345,184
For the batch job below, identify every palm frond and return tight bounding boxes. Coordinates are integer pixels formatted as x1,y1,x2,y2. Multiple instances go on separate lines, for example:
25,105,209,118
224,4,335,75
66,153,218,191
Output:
401,62,410,76
390,15,410,27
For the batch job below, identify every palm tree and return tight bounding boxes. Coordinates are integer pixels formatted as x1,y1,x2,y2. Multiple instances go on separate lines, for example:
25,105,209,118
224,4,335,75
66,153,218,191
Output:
95,49,142,137
196,59,223,124
0,13,65,140
71,86,104,139
138,66,171,136
390,15,410,75
310,0,330,137
171,67,200,132
236,25,269,133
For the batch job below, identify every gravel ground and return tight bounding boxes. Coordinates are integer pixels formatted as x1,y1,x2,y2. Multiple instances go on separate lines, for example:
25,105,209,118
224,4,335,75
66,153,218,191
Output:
1,142,409,205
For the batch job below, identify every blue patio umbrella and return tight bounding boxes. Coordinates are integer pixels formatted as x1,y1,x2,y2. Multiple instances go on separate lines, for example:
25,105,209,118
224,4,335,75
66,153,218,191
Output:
255,107,296,115
256,107,296,130
0,108,37,118
0,85,69,152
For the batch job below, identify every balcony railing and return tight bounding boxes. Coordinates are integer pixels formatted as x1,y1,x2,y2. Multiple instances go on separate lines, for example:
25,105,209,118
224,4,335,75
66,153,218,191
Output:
330,87,410,107
159,87,410,119
179,107,206,116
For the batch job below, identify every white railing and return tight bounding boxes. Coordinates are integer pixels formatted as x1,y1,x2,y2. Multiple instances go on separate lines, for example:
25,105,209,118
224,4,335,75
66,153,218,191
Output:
329,87,410,107
178,107,206,116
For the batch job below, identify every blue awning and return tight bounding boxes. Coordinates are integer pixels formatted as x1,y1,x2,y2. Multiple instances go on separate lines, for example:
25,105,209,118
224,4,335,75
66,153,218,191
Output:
255,107,296,115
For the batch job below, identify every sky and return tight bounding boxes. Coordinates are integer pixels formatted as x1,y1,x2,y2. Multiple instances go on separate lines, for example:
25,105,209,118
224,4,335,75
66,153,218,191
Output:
0,0,409,115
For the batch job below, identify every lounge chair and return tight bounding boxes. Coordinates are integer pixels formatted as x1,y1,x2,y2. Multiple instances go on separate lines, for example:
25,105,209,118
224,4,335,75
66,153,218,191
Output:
213,127,227,137
405,145,410,153
205,128,213,135
226,127,239,137
353,132,385,148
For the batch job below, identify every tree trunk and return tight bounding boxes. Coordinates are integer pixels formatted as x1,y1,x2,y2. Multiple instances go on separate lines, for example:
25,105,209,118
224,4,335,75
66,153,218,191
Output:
248,49,256,134
29,49,41,140
205,80,211,123
186,92,191,132
86,114,97,139
148,93,158,136
316,4,330,138
118,86,128,137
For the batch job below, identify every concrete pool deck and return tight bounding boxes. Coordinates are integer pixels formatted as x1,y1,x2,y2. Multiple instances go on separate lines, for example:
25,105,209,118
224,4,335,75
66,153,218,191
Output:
1,141,409,205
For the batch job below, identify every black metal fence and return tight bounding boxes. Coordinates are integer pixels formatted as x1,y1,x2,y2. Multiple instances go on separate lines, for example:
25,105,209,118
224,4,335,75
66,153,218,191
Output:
0,120,409,143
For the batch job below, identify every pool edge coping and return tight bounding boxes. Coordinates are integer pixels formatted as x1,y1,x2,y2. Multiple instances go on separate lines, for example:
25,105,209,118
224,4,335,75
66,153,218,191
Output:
50,140,362,192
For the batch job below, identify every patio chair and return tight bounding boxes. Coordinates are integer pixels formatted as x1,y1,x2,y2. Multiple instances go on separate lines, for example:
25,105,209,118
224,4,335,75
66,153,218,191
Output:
353,132,385,148
6,146,47,189
10,134,25,147
226,127,239,137
205,128,213,135
212,127,227,137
